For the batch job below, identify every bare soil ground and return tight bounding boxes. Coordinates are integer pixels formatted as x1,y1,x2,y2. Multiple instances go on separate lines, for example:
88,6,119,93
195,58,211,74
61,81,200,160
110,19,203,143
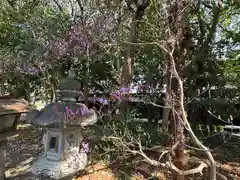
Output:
5,124,43,180
5,124,240,180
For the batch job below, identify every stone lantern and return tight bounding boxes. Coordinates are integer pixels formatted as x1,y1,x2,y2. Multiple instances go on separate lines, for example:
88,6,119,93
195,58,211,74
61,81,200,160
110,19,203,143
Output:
28,77,97,179
0,96,29,180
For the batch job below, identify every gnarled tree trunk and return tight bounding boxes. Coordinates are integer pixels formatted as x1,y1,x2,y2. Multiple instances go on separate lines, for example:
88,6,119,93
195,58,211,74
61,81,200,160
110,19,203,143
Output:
166,1,191,179
166,1,217,179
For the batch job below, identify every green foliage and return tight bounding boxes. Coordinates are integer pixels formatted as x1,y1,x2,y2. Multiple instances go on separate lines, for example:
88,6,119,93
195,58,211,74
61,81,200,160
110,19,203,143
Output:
88,110,168,162
0,0,239,121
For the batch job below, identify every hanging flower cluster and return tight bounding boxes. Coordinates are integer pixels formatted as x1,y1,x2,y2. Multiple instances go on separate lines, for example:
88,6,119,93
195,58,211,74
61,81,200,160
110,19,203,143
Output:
80,142,89,153
52,103,91,124
89,96,109,105
64,105,90,124
109,85,151,101
16,64,41,75
109,87,132,101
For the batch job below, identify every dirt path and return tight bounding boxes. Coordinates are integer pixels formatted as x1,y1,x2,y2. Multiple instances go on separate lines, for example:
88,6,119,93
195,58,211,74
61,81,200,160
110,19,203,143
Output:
5,125,43,180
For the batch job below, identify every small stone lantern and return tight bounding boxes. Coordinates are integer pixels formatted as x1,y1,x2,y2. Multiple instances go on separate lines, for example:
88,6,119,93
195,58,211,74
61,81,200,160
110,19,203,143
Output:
28,77,97,179
0,96,29,180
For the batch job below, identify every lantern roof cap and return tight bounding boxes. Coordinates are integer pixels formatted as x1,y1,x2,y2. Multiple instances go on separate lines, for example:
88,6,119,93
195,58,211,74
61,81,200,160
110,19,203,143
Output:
31,102,96,127
58,76,82,102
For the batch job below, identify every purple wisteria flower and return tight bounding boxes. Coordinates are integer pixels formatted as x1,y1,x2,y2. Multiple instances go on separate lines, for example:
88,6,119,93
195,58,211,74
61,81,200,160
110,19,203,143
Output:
81,106,90,116
75,105,90,116
26,67,40,74
96,97,108,105
65,106,70,114
76,108,81,115
119,87,131,93
110,86,133,101
81,142,89,153
17,64,40,75
65,106,75,115
65,106,77,123
110,91,121,100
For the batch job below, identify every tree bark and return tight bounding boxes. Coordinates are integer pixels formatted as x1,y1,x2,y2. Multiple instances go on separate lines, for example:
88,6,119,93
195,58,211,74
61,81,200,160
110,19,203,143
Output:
120,0,150,115
51,72,57,103
121,13,137,88
170,63,186,180
83,48,90,106
0,74,4,96
121,0,150,87
162,58,171,131
0,84,3,96
166,1,218,179
167,1,190,179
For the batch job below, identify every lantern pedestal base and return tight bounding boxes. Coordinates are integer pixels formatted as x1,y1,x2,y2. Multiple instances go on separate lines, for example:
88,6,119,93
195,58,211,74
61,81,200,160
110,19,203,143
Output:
32,148,87,180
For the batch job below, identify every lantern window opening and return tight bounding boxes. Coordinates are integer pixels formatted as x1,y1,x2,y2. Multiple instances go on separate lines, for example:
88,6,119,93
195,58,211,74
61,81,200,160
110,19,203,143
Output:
49,136,59,153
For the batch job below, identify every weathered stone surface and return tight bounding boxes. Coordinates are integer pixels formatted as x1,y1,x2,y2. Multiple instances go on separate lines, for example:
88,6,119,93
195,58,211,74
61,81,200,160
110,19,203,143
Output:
32,148,87,180
29,102,97,127
24,109,40,124
28,77,97,180
58,77,82,101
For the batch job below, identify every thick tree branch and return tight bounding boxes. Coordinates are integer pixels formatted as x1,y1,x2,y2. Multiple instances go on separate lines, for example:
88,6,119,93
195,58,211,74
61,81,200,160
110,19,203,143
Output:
169,161,207,176
107,137,208,177
216,172,227,180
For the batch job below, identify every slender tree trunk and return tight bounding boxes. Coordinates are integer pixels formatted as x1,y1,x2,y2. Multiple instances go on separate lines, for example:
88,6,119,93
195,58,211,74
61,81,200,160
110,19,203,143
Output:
83,83,89,105
0,64,5,97
119,15,137,115
83,48,90,106
51,72,57,103
0,79,4,96
120,1,150,115
162,58,171,131
43,80,48,104
51,83,56,103
162,106,170,130
121,17,136,88
32,90,37,105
